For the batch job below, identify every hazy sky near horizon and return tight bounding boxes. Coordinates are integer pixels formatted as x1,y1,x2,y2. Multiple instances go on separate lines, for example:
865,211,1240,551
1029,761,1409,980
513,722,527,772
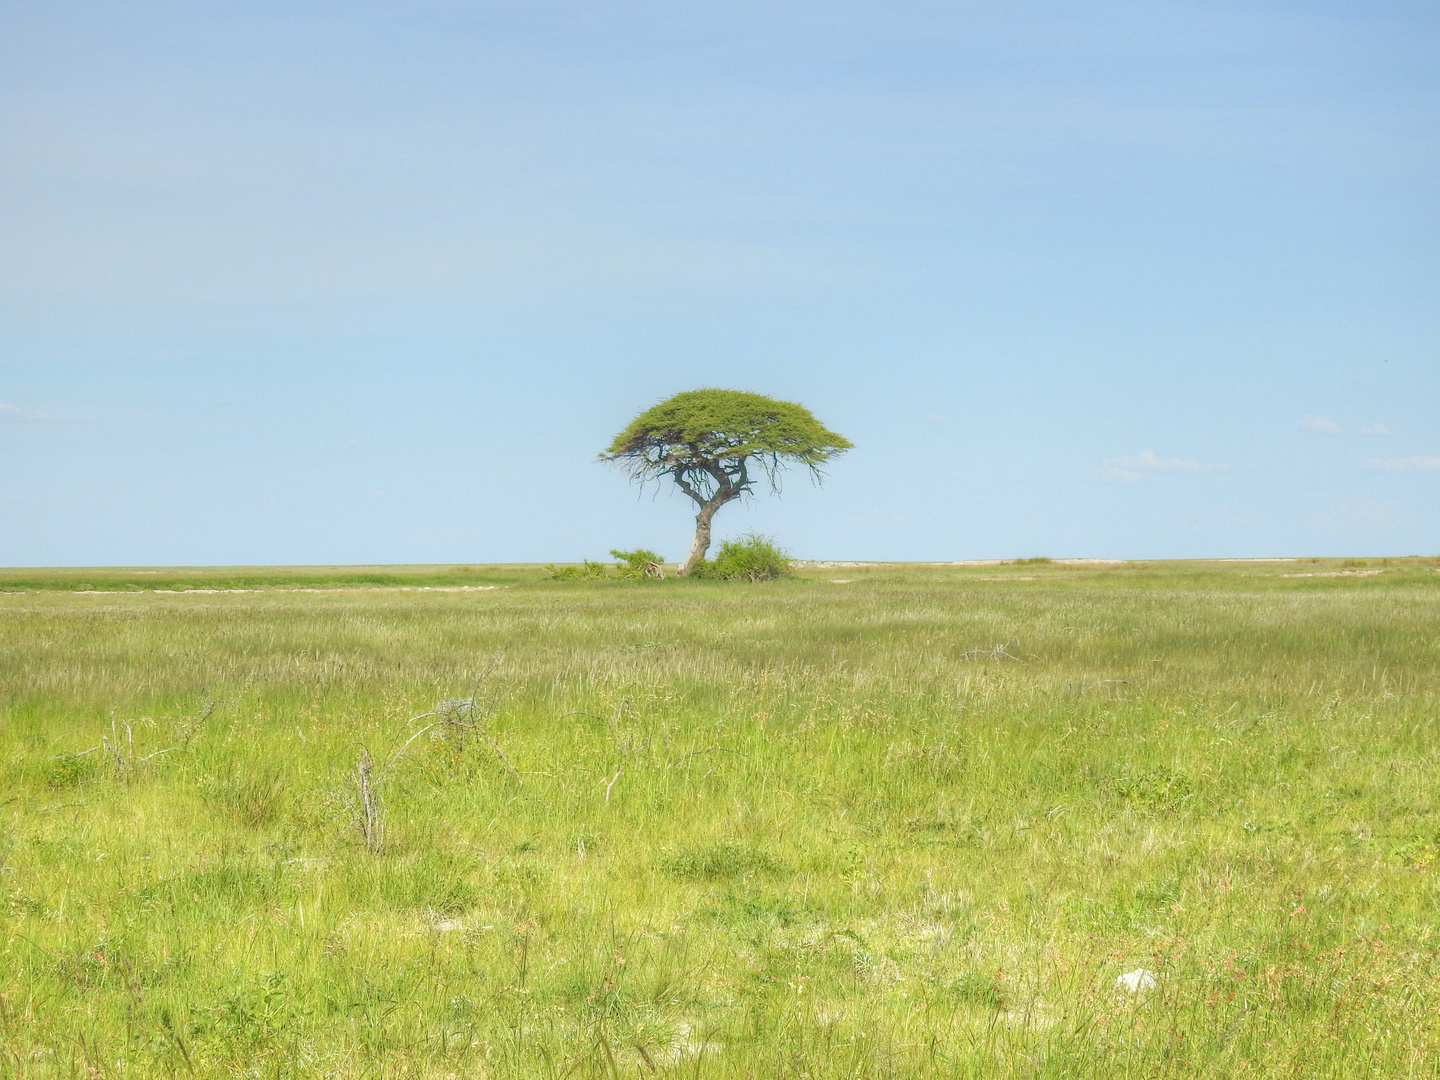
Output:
1,0,1436,565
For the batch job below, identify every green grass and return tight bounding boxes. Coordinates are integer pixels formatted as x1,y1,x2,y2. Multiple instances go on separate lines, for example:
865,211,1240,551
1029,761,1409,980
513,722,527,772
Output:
1,558,1439,1077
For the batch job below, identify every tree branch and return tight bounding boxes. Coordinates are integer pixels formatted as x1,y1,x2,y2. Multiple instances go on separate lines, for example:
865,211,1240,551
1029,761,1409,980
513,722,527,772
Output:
700,458,734,499
671,466,709,506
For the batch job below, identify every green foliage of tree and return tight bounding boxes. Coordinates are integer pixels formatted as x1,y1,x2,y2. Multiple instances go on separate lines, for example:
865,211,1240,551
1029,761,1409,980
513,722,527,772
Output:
601,389,851,576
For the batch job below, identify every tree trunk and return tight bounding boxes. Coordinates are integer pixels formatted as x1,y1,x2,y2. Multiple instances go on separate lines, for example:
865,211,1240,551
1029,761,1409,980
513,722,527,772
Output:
677,498,724,577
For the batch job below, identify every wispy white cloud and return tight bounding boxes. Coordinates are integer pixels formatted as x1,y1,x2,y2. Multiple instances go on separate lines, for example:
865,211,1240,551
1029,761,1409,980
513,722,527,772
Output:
1102,449,1211,483
1366,455,1440,472
1303,415,1392,437
1302,414,1343,434
1115,449,1202,471
0,402,51,422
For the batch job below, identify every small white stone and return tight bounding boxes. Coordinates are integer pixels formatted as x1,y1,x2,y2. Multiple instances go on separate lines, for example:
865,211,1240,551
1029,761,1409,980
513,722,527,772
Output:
1115,969,1158,996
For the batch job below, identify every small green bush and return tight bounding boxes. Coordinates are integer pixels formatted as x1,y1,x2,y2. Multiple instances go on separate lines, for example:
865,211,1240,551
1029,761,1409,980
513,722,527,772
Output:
1108,767,1194,813
694,533,792,581
545,561,610,581
951,971,1007,1009
609,549,666,579
547,552,667,581
43,751,99,789
661,839,784,880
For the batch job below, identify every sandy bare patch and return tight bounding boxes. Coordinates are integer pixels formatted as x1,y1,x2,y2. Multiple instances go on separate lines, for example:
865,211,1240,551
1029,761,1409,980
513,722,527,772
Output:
1217,557,1298,562
953,559,1124,567
1281,570,1384,578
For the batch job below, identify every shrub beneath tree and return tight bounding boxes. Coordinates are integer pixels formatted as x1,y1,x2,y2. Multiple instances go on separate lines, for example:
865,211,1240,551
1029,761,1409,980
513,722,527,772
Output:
693,533,792,581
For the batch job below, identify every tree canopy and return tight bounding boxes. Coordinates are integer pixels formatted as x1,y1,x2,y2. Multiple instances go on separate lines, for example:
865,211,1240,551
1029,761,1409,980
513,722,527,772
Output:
603,388,852,493
602,389,851,575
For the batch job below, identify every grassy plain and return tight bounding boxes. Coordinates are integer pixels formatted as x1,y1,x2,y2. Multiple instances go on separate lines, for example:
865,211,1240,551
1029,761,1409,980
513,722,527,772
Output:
1,558,1438,1078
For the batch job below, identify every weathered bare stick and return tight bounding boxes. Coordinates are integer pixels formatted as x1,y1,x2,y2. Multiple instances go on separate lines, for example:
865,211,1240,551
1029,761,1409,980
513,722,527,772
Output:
386,722,445,771
961,637,1024,662
356,750,383,855
390,715,520,783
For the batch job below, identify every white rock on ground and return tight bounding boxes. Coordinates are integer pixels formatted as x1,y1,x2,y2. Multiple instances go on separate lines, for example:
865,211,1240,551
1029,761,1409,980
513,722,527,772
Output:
1114,969,1158,996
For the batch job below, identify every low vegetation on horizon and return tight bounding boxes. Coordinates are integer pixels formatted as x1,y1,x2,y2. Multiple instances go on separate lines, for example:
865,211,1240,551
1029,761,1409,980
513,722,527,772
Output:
2,559,1439,1077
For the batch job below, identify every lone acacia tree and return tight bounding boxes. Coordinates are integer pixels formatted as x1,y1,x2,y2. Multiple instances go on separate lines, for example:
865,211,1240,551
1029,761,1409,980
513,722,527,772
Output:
602,389,852,576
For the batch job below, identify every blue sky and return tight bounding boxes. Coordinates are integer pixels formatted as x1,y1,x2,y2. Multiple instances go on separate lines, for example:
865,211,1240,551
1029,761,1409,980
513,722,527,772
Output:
1,0,1436,565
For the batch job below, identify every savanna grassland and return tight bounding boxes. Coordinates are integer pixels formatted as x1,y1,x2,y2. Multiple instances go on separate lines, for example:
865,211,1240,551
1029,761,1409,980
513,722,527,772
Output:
2,558,1439,1079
